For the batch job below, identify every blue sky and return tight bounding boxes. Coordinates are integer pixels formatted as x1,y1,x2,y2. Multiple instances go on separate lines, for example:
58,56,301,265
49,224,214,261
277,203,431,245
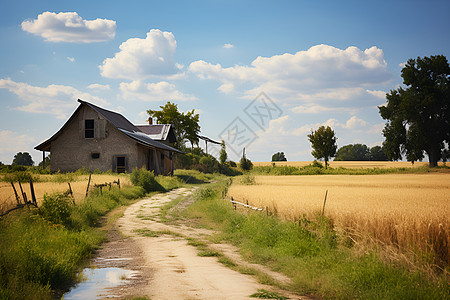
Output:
1,0,449,164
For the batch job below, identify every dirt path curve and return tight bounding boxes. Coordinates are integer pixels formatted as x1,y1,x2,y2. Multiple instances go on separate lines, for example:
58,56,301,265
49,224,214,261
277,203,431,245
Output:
95,187,306,300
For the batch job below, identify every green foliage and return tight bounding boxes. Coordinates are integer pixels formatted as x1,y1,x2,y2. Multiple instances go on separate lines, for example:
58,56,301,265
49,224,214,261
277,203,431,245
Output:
271,152,287,161
334,144,370,161
12,152,34,166
40,193,73,227
130,167,164,193
239,174,256,185
307,126,337,168
219,140,228,165
147,101,200,148
379,54,450,167
1,171,39,183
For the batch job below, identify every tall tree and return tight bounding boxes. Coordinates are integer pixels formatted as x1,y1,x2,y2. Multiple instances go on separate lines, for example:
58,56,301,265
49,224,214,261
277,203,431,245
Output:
307,126,337,169
379,55,450,167
12,152,34,166
147,102,200,150
219,140,227,165
369,146,388,161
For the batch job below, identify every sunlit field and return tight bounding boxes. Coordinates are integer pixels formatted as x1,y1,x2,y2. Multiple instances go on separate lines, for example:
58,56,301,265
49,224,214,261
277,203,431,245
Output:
228,174,450,267
252,161,441,168
0,174,131,213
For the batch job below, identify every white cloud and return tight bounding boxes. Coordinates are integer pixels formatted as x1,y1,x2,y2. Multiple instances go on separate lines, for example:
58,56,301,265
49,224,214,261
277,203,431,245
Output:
120,80,197,101
21,11,116,43
189,44,392,107
87,83,110,90
223,43,234,49
217,82,235,94
0,130,37,164
366,89,386,99
100,29,181,80
0,78,109,119
67,57,75,62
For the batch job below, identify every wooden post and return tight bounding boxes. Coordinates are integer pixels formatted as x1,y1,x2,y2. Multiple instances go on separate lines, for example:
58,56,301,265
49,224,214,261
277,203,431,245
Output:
18,181,27,204
118,178,120,189
10,182,20,205
42,151,46,170
322,190,328,216
266,206,269,216
68,182,73,196
29,179,37,205
85,173,91,198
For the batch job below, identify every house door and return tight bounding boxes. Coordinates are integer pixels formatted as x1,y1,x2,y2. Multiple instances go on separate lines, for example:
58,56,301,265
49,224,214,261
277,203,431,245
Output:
116,156,126,173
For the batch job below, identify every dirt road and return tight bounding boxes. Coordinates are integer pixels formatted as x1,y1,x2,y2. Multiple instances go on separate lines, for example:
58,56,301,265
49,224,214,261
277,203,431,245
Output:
93,187,305,299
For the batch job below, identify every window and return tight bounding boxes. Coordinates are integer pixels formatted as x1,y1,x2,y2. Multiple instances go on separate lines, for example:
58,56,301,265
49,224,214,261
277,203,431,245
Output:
85,119,94,138
91,153,100,159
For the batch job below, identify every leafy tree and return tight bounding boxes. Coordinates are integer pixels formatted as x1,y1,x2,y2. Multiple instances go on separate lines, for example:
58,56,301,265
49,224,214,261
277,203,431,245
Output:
369,146,388,161
334,144,369,161
379,55,450,167
240,148,253,171
219,140,227,165
147,101,200,150
12,152,34,166
271,152,287,162
307,126,337,169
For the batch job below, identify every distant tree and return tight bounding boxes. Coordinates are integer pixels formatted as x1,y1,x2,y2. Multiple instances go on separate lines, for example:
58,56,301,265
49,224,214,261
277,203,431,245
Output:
307,126,337,169
0,161,3,166
379,55,450,167
147,101,200,150
219,140,228,165
334,144,369,161
12,152,34,166
271,152,287,162
369,146,388,161
38,154,51,169
239,148,253,171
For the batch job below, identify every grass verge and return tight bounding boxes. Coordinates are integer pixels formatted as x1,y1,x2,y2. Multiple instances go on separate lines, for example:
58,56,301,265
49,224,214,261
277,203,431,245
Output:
182,181,449,299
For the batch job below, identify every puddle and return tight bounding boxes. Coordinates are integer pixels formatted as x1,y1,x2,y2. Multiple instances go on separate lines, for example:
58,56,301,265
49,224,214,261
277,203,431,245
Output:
64,267,137,299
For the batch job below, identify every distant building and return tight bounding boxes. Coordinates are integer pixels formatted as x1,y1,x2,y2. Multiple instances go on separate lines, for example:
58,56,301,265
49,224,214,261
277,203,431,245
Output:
35,99,182,174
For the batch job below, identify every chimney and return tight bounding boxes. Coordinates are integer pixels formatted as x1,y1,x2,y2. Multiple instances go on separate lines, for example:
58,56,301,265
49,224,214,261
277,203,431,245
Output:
148,118,153,125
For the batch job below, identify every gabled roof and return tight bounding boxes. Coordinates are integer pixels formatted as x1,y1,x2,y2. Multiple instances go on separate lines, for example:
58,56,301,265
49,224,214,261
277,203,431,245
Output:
135,124,176,143
35,99,182,154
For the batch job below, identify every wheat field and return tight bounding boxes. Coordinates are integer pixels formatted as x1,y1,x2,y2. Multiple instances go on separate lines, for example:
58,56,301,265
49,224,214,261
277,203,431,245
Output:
228,174,450,266
252,161,441,168
0,174,131,213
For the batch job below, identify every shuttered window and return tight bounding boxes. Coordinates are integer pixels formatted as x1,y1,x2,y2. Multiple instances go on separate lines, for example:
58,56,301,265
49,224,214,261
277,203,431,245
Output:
85,119,94,138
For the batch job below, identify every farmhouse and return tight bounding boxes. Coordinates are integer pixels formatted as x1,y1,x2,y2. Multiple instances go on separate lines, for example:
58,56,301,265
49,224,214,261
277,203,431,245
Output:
35,99,182,174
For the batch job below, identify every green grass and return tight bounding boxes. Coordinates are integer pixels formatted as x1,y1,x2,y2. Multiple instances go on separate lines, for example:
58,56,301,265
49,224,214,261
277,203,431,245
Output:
250,289,288,299
0,185,146,299
250,164,448,176
182,181,450,299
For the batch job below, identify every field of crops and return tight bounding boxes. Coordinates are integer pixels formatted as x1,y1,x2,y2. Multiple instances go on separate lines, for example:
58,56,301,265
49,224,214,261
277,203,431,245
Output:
252,161,439,168
0,174,131,213
228,173,450,267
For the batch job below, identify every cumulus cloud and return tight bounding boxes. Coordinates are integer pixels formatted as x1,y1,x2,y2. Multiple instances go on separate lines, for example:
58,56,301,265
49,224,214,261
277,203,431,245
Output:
87,83,111,90
223,43,234,49
100,29,181,80
120,80,197,101
189,44,392,108
67,57,75,62
0,78,109,119
21,11,116,43
0,130,37,164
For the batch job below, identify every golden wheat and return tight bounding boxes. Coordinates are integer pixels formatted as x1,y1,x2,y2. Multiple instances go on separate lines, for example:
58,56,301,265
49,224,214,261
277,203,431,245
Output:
228,174,450,266
0,174,131,213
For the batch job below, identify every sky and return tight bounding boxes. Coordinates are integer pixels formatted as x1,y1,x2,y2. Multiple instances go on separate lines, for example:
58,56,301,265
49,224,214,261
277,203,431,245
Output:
1,0,449,164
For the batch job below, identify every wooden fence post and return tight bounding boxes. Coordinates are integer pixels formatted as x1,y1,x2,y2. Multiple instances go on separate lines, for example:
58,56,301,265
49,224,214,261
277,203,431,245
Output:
29,179,37,206
68,182,73,196
85,174,91,198
18,181,28,205
10,182,20,205
322,190,328,216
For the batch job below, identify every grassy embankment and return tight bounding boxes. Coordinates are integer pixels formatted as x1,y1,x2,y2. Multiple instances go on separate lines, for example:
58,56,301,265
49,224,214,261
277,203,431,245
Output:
182,173,449,299
0,168,220,299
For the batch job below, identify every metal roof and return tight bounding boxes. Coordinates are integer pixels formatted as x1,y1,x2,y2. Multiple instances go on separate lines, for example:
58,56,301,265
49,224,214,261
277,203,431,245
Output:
135,124,175,142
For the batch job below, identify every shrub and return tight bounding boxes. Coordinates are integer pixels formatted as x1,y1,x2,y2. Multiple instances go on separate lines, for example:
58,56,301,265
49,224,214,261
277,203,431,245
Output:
130,167,164,193
40,193,73,227
240,157,253,171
